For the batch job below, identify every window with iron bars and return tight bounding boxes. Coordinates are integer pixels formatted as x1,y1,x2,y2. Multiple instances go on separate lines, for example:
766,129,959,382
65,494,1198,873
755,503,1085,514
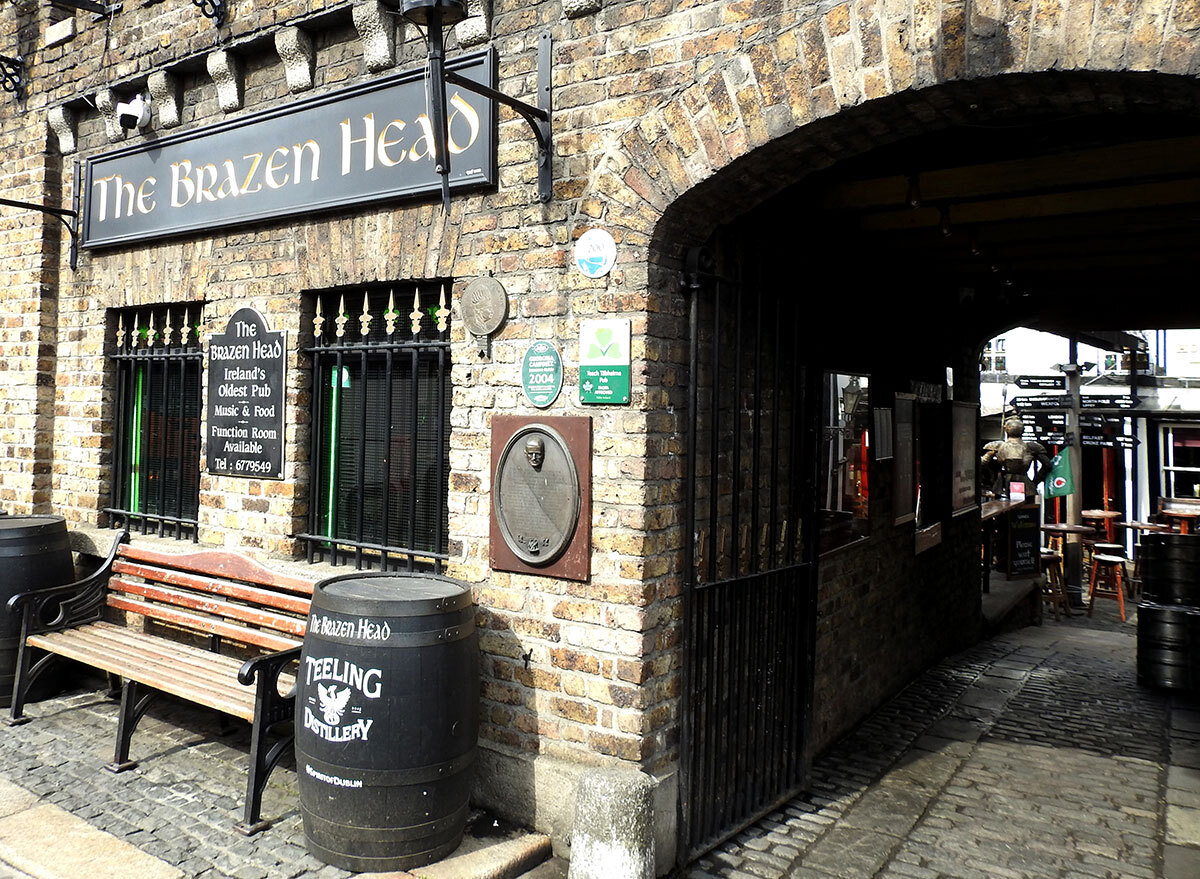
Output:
300,283,452,571
106,304,204,540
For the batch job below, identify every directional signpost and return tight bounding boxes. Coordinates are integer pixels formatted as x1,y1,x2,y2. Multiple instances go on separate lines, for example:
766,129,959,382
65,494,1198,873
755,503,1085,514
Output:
1014,375,1066,390
1011,394,1072,410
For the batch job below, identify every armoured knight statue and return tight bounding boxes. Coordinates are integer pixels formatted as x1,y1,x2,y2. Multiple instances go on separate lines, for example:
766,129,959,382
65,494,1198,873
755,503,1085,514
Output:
981,416,1052,499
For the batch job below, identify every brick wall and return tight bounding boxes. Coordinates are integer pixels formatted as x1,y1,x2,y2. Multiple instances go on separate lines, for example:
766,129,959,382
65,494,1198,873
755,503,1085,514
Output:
3,0,1199,858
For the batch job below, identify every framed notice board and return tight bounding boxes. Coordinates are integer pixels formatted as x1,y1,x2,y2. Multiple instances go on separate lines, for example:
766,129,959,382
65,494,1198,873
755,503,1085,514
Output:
951,401,977,513
1007,502,1040,578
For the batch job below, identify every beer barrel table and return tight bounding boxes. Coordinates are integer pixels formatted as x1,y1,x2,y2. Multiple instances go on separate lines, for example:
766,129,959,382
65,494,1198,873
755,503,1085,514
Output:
0,516,75,706
1138,533,1200,691
296,571,478,873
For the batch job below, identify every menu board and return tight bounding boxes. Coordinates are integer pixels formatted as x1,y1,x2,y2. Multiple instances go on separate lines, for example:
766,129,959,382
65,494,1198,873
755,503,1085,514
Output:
206,307,286,479
1007,502,1040,577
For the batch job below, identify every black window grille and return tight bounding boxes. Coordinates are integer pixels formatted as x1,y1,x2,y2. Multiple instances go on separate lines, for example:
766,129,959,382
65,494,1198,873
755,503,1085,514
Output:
300,283,452,571
107,304,203,540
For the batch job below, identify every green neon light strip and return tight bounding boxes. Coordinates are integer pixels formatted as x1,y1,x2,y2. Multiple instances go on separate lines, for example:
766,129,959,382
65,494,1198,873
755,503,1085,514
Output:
325,366,341,538
129,365,145,512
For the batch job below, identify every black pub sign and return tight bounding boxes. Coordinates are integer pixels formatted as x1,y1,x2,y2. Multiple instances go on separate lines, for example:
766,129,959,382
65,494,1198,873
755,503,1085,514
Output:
82,50,497,248
207,308,286,480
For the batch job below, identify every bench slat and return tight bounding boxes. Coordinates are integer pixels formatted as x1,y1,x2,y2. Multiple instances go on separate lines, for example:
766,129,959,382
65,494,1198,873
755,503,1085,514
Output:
112,560,312,615
52,623,258,680
28,627,255,720
117,544,317,596
107,595,302,652
110,576,307,637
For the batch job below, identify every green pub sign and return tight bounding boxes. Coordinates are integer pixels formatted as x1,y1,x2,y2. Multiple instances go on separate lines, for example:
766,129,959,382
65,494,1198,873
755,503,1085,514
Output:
579,318,631,405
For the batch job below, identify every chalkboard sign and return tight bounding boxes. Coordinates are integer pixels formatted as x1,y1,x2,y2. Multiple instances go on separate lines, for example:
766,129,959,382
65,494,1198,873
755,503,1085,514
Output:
206,307,286,480
1007,502,1040,578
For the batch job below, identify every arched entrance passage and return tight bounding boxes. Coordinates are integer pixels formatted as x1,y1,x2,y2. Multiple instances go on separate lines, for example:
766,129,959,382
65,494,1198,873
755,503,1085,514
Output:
637,69,1200,864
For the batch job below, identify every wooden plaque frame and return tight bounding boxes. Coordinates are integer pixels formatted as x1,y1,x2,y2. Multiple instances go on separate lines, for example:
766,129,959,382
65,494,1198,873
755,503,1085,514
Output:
490,415,591,581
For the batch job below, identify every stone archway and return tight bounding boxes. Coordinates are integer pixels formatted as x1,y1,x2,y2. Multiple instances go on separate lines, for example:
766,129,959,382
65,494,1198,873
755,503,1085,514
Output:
565,2,1200,864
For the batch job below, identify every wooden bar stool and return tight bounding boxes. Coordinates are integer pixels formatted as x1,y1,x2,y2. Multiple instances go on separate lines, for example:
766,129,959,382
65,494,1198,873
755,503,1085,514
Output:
1040,549,1071,620
1088,553,1127,621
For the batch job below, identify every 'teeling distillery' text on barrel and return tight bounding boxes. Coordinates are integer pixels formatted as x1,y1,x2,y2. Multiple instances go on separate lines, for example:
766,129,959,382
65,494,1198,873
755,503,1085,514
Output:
295,572,479,874
0,517,75,707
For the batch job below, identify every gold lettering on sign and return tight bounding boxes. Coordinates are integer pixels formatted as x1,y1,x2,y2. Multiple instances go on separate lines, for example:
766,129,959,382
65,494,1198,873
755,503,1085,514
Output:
240,152,264,195
447,93,481,154
341,113,376,175
265,147,290,189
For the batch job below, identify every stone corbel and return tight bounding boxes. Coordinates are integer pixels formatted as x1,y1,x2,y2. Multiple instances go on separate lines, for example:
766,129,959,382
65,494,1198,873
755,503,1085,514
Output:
456,0,492,48
275,26,315,93
206,49,243,112
352,1,399,72
47,105,77,155
563,0,602,18
147,71,182,128
94,88,126,143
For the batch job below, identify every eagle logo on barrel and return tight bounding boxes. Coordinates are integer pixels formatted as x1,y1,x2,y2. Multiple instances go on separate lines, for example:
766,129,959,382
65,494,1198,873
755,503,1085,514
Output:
318,684,351,725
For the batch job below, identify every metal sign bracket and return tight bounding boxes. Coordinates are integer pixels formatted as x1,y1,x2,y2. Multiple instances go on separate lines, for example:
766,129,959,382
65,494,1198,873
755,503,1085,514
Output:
442,31,553,204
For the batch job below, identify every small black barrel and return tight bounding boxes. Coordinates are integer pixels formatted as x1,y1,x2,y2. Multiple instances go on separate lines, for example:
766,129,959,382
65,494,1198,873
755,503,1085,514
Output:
0,517,75,705
1137,601,1199,690
296,572,478,874
1140,532,1200,605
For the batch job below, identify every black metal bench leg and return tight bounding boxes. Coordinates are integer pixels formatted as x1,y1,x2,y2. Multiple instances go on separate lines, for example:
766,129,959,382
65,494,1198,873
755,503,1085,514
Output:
235,718,293,836
106,680,154,773
7,645,57,727
105,673,122,699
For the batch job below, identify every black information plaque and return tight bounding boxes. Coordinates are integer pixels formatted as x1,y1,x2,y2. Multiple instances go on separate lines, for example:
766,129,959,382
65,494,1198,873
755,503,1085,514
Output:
1007,502,1040,578
206,307,286,479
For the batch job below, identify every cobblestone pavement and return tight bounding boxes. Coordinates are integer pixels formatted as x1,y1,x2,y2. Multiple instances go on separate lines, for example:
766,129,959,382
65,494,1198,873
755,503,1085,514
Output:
0,597,1194,879
691,600,1200,879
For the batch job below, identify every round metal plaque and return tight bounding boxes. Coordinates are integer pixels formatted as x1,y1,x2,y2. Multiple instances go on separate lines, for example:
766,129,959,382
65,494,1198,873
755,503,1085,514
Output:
461,277,508,337
494,424,580,566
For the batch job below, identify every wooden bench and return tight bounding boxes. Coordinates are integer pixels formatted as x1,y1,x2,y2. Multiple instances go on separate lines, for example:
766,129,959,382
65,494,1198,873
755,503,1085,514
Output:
6,533,319,834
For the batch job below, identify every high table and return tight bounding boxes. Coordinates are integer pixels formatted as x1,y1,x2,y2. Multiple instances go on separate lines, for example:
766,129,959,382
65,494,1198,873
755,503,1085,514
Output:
1042,523,1099,608
1119,520,1173,588
1162,509,1200,534
1081,509,1122,543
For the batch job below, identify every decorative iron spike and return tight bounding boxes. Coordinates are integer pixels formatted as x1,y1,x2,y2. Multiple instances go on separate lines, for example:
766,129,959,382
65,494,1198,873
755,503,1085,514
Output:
334,294,348,339
385,289,398,336
132,314,142,348
436,284,450,333
359,291,372,337
409,288,424,336
116,314,125,349
312,298,325,340
166,309,177,346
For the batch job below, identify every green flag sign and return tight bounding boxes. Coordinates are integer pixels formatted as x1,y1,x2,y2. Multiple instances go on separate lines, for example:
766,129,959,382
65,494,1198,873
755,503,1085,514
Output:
1045,448,1075,498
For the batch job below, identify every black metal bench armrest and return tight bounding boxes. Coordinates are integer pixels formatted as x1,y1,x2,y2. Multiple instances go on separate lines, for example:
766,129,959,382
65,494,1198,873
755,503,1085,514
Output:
6,530,128,633
239,646,301,728
238,646,301,688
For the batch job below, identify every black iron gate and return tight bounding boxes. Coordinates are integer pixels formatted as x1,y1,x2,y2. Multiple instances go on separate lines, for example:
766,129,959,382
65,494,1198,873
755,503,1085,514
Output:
679,243,820,863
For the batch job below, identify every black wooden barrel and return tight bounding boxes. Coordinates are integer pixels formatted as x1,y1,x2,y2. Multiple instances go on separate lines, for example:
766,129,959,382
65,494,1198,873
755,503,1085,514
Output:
296,572,478,873
0,517,75,706
1140,532,1200,605
1136,601,1200,691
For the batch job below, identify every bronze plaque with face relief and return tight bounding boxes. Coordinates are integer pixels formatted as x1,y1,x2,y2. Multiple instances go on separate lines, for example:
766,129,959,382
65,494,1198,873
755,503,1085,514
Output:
490,416,591,581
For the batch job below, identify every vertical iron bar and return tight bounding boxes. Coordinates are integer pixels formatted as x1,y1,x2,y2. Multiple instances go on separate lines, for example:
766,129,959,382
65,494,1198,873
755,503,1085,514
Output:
112,354,128,519
769,297,782,569
175,342,185,538
408,345,419,570
678,253,701,864
332,349,345,565
707,281,720,585
726,271,744,825
306,310,325,565
798,363,822,790
382,340,394,573
436,341,448,574
356,343,368,569
155,357,167,537
751,273,762,575
731,281,743,580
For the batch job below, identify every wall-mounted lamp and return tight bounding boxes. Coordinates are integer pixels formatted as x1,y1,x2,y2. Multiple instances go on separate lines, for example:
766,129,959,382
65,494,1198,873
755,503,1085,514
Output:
401,0,553,211
191,0,225,27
